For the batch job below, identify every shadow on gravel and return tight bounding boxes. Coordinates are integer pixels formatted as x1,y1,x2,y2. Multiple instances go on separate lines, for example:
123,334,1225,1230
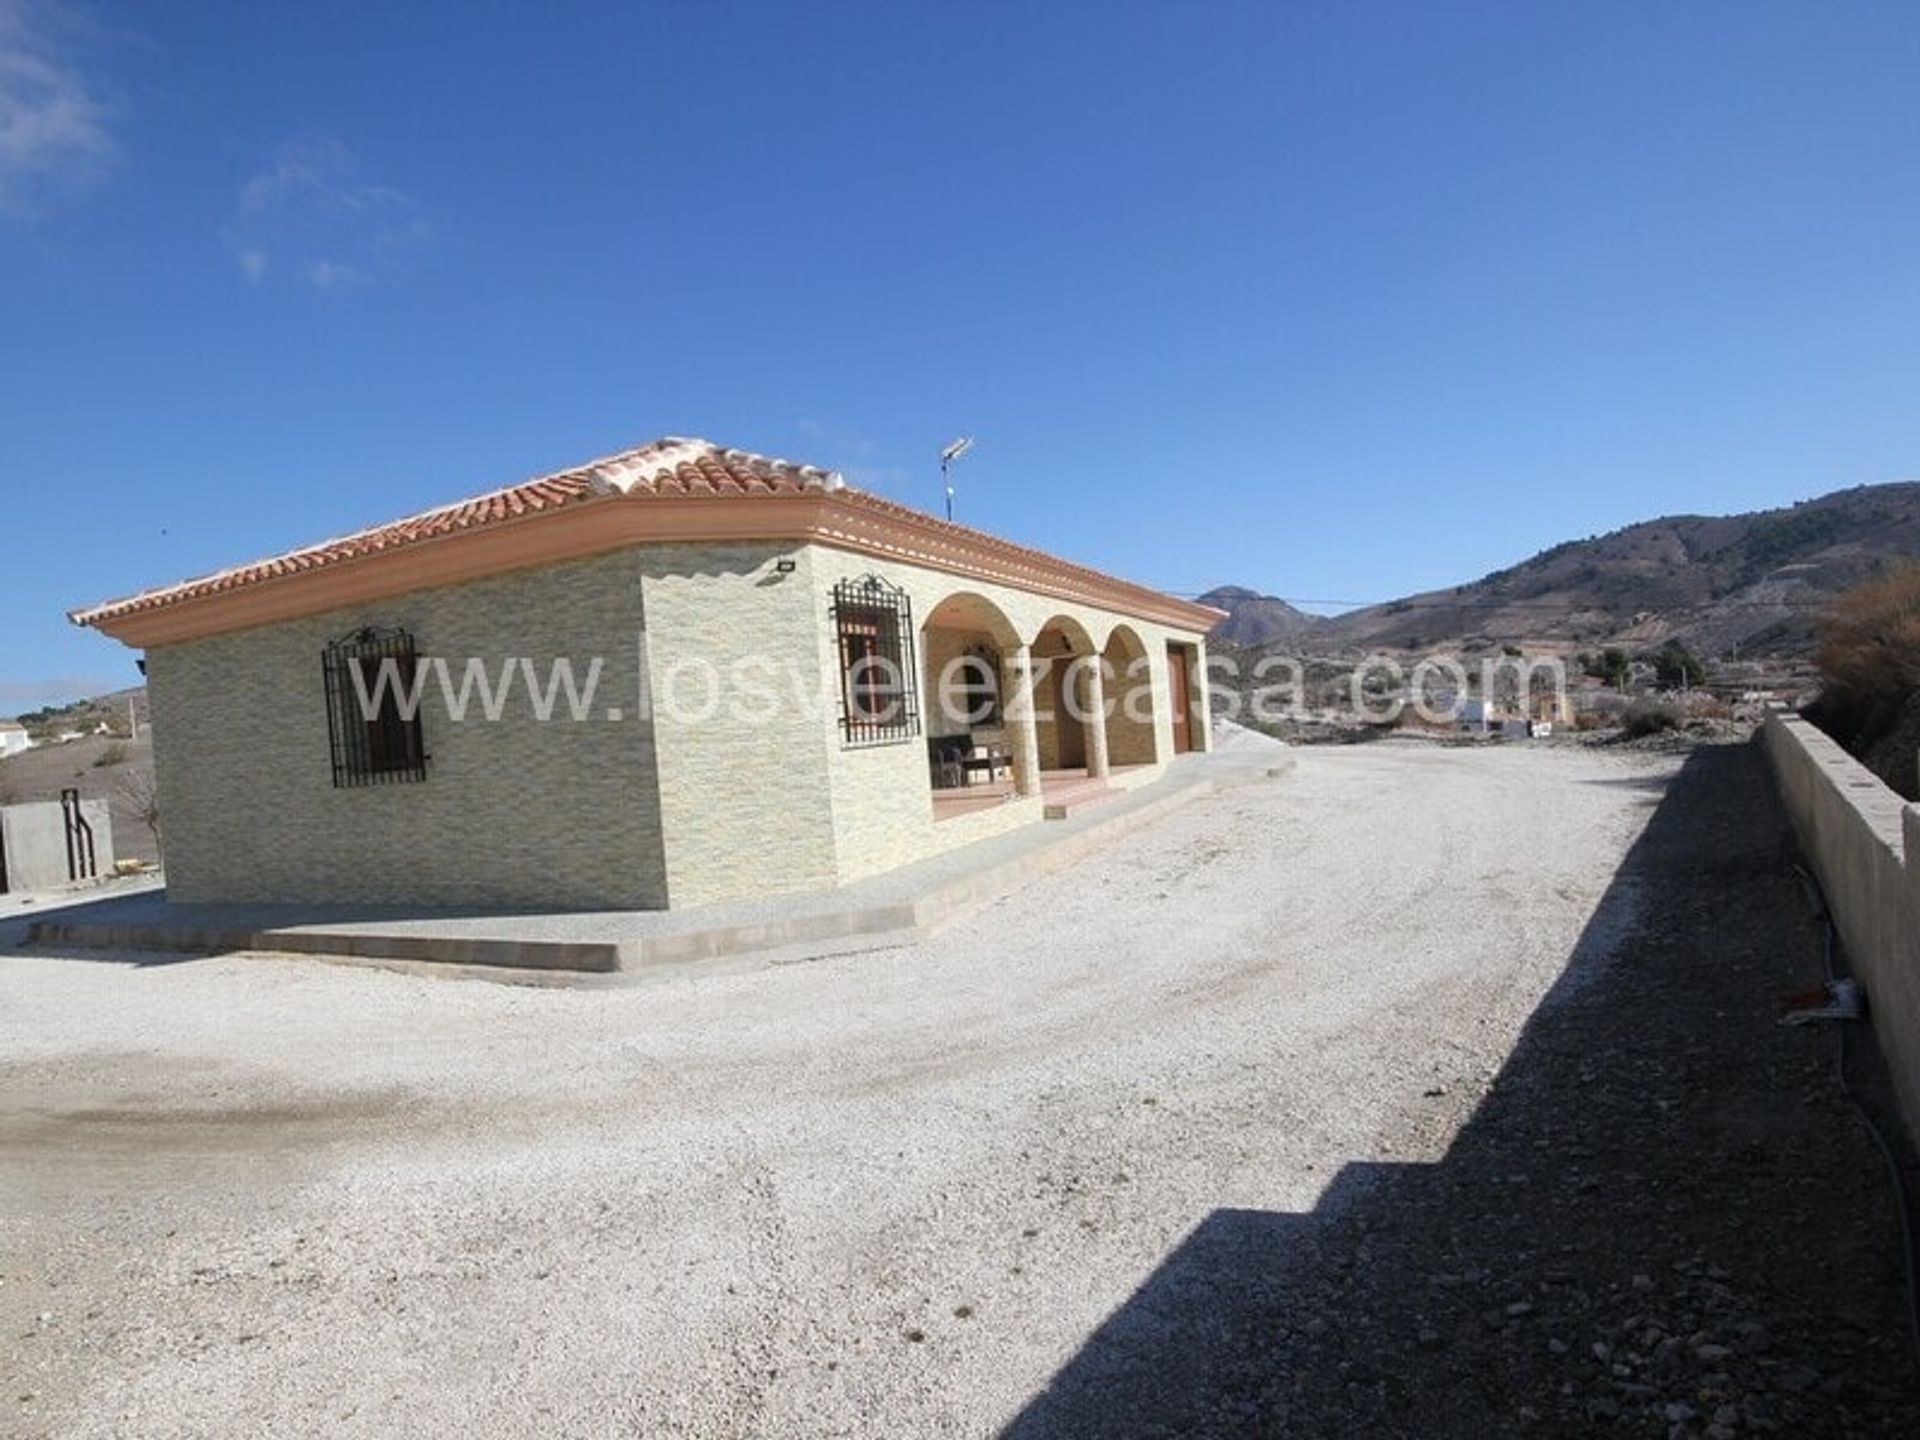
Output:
0,884,187,960
1004,741,1920,1439
1575,771,1684,794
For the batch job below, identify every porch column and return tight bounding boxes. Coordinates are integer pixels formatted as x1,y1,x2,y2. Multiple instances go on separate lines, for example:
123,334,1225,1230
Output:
1005,645,1042,798
1082,656,1110,779
1191,638,1214,752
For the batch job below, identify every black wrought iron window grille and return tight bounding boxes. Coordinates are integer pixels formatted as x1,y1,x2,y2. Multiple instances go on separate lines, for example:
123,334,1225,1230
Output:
322,626,429,787
831,576,921,747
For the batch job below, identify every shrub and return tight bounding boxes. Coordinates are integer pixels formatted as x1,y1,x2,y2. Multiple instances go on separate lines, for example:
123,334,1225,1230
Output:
1806,563,1920,796
115,768,161,849
1621,699,1681,739
92,742,128,768
1809,563,1920,745
1652,642,1705,689
1681,692,1732,721
1583,647,1632,689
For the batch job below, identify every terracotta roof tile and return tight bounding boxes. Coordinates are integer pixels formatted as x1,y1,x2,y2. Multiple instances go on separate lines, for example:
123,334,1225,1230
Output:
70,438,841,627
70,435,1223,637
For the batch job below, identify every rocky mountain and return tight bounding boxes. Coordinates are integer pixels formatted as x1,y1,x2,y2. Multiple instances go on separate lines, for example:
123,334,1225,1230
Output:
1196,586,1328,648
1209,482,1920,658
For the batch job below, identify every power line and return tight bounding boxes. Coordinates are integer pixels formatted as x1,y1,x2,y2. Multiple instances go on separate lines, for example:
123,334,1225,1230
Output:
1168,590,1831,614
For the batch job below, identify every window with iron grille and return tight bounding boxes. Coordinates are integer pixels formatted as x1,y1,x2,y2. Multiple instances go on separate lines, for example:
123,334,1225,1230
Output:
322,626,429,787
831,577,921,747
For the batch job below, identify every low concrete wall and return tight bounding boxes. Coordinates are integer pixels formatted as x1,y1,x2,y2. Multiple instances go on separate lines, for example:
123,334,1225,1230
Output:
1763,713,1920,1143
0,800,113,892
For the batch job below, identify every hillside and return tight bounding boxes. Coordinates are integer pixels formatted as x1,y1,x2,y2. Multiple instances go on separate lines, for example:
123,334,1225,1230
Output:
7,686,148,741
0,729,159,869
1195,586,1328,647
1209,482,1920,658
1,687,158,870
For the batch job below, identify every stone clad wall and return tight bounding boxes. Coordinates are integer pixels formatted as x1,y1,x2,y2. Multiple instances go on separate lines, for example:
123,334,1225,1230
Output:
145,536,1215,910
1103,633,1162,767
803,543,1209,886
639,542,841,908
1763,712,1920,1146
147,549,667,907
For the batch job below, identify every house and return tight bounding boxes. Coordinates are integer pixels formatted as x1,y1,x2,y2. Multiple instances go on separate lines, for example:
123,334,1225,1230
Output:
0,721,30,758
71,437,1221,909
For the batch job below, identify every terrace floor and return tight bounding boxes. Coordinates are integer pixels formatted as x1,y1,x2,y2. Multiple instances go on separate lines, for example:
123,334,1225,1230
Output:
14,750,1276,975
930,764,1151,821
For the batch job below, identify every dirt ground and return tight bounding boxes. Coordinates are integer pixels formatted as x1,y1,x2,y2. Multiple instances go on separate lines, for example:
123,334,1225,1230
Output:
1,740,1915,1437
0,731,160,870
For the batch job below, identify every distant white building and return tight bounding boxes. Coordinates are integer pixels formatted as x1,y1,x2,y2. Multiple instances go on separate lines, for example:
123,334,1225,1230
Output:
0,721,31,758
1461,693,1565,738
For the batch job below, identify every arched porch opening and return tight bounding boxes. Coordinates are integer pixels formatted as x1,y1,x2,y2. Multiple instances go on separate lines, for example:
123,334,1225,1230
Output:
921,591,1026,811
1030,615,1098,772
1102,624,1160,767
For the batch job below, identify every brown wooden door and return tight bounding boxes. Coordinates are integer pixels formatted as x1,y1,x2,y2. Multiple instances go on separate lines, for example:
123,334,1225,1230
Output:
1167,645,1193,754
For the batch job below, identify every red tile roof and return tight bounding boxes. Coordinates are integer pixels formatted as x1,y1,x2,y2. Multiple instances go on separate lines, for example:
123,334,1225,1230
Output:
71,436,1225,638
70,438,842,627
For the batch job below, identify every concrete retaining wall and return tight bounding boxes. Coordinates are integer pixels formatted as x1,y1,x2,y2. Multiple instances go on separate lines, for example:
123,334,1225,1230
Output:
1763,712,1920,1143
0,799,113,892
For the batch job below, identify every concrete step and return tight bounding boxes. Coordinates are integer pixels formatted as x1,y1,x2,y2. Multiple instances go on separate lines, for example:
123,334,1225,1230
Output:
21,749,1295,983
1043,783,1120,821
25,918,628,972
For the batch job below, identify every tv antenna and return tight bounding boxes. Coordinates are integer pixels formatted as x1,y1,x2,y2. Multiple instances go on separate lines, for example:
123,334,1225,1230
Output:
939,436,974,522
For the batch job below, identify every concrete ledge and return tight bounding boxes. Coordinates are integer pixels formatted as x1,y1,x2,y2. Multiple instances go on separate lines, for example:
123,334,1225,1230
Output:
25,920,630,973
1043,791,1121,821
261,930,630,972
1762,712,1920,1146
22,743,1294,979
636,901,925,968
27,922,255,955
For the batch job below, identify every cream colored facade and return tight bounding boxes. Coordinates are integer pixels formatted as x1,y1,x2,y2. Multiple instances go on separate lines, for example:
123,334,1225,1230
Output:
147,548,668,908
143,537,1212,909
81,437,1219,911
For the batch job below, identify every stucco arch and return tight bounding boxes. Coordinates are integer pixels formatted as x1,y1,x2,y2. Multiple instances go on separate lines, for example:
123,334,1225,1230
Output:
1082,614,1134,654
921,590,1022,649
920,590,1022,742
1102,623,1160,766
1027,613,1100,770
1028,612,1097,657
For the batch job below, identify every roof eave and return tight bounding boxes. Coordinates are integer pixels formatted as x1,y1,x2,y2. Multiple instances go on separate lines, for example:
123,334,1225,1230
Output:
74,489,1220,649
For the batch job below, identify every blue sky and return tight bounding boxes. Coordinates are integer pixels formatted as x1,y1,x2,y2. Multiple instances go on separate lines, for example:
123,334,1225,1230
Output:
3,1,1918,708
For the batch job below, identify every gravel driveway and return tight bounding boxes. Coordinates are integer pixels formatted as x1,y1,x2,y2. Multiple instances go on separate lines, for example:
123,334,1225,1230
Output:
3,740,1908,1437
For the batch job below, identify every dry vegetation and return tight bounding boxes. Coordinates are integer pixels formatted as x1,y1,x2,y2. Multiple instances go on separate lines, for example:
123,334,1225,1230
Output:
1806,561,1920,797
